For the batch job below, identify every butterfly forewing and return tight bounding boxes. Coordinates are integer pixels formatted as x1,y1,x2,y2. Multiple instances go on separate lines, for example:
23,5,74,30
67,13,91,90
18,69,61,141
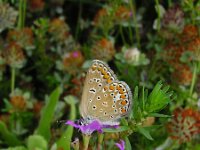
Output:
80,60,118,118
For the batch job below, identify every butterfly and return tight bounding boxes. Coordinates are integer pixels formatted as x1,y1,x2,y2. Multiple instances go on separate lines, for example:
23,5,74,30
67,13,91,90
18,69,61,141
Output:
80,60,132,125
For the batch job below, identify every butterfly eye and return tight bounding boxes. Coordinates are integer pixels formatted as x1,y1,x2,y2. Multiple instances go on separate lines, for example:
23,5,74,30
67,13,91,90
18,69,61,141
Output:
97,96,101,100
92,105,97,110
98,83,102,87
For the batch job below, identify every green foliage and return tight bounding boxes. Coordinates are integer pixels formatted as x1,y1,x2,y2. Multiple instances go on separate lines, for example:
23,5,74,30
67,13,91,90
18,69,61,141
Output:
7,146,27,150
27,135,47,150
35,86,62,141
0,121,21,146
137,126,153,141
56,95,77,150
145,81,175,113
125,137,132,150
132,81,175,122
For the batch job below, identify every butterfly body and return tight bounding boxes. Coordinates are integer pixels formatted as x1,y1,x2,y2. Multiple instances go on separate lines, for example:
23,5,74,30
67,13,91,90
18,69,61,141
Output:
80,60,132,125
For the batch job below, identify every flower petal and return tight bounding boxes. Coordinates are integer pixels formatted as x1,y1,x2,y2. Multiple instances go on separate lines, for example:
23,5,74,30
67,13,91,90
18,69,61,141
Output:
115,140,125,150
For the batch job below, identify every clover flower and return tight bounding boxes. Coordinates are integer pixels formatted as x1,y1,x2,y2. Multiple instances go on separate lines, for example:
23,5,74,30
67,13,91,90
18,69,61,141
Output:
180,24,199,43
3,42,26,69
93,8,108,27
29,0,45,12
124,47,140,64
10,95,27,112
115,140,125,150
187,37,200,61
167,108,200,143
91,38,115,62
171,64,192,86
161,5,184,32
0,3,18,32
63,50,84,75
114,6,131,23
163,43,184,66
7,27,34,49
48,18,72,43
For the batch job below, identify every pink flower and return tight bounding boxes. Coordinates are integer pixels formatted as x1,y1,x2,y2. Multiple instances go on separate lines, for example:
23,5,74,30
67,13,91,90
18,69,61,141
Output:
115,140,125,150
66,119,118,135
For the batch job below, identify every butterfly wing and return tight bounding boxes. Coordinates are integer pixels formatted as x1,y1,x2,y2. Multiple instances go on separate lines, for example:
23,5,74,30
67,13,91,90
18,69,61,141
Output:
80,60,118,118
87,81,132,125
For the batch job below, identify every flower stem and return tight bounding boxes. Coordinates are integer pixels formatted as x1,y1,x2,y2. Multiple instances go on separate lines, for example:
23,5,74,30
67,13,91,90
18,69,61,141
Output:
190,62,198,96
75,0,82,41
97,133,104,150
120,25,126,46
155,0,161,31
11,67,15,94
83,134,91,150
17,0,26,29
129,0,141,48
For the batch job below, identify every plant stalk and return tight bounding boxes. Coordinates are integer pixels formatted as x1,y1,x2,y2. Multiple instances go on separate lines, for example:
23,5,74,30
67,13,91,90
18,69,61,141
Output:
97,133,104,150
190,62,198,96
11,67,15,94
83,134,91,150
129,0,141,48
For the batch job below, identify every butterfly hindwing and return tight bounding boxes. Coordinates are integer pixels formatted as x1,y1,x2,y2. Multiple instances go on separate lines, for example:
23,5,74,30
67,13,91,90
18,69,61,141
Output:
87,81,132,124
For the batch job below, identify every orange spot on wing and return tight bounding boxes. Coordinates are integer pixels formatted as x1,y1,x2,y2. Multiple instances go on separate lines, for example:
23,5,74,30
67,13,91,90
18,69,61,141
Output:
120,94,126,99
121,100,127,106
98,66,103,72
116,86,120,90
103,74,110,79
119,89,124,94
109,85,115,90
107,79,112,83
121,108,126,113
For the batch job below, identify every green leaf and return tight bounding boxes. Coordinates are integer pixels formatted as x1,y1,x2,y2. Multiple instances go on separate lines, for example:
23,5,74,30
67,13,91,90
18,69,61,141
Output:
35,86,62,141
103,126,129,133
148,113,172,118
27,135,47,150
0,121,21,146
146,81,174,113
125,137,132,150
56,96,77,150
7,146,27,150
137,126,154,141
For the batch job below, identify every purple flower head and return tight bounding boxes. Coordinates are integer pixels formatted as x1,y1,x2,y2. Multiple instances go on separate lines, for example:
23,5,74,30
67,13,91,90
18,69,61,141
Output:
72,51,79,58
66,119,118,135
115,140,125,150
